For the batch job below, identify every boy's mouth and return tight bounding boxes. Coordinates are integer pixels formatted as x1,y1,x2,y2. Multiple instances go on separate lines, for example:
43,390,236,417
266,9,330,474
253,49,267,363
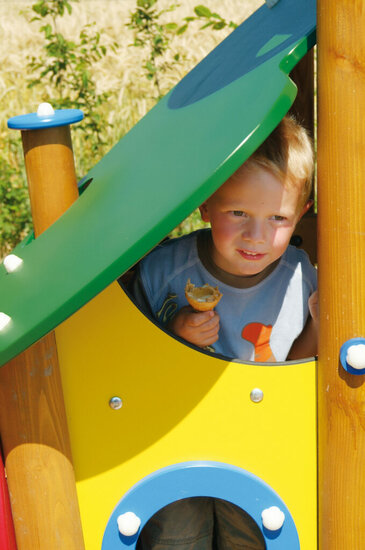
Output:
237,249,266,261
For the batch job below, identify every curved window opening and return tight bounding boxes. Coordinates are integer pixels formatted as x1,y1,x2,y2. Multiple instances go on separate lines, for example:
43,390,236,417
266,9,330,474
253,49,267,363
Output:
118,200,317,365
136,497,266,550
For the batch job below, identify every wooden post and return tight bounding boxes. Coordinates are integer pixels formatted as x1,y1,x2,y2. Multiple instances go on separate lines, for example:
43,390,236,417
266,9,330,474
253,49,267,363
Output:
21,126,79,235
0,111,85,550
317,2,365,548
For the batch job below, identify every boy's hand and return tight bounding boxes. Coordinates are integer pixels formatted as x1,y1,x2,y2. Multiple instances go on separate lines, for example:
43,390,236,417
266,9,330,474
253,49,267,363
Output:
168,306,220,348
308,290,319,324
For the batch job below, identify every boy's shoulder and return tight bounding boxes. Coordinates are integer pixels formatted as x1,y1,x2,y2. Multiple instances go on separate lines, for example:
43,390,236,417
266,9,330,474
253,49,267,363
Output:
142,229,207,266
138,229,208,310
282,244,314,266
280,244,317,288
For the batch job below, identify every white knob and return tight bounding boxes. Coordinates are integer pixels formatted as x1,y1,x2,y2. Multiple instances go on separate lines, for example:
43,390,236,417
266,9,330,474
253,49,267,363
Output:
346,344,365,370
37,102,55,116
0,313,11,331
3,254,23,273
261,506,285,531
117,511,141,537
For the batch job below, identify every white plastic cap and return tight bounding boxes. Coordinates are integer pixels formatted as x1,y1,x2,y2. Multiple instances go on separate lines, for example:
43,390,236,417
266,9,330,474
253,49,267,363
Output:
3,254,23,273
117,511,141,537
347,344,365,370
0,313,11,331
261,506,285,531
37,102,55,116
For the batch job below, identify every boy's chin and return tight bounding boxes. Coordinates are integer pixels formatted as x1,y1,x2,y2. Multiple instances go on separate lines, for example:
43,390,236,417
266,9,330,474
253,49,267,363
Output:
234,260,272,277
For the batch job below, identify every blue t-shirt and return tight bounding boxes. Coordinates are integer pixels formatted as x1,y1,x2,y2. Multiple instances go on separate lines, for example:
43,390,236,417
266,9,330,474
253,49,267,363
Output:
138,229,317,362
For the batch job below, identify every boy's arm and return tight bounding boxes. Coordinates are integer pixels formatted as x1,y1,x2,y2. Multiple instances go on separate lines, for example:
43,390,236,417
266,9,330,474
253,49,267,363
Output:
124,266,220,348
287,291,318,360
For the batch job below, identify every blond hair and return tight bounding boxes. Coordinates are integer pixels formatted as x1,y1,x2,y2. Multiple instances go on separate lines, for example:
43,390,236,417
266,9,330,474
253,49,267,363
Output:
239,115,314,211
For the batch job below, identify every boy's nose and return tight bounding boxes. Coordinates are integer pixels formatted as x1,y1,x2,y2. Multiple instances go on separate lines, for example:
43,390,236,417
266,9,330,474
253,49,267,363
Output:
242,219,265,242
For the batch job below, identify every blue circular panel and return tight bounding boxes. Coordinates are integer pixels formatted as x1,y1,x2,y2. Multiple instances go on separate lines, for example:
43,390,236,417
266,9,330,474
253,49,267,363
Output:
7,109,83,130
102,461,299,549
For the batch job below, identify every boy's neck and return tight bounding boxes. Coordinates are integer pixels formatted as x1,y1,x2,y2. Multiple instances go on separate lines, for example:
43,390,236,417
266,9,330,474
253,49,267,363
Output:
197,229,280,289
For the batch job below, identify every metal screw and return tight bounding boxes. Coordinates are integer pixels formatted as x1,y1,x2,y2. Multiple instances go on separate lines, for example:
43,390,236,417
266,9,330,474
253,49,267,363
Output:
109,396,123,410
250,388,264,403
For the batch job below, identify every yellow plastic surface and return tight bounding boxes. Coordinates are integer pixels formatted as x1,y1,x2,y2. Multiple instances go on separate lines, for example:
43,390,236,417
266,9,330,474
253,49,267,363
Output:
55,282,317,550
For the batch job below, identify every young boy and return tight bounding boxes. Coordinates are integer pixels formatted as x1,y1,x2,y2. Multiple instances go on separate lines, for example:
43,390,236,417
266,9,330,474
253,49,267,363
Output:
131,115,317,363
130,115,318,548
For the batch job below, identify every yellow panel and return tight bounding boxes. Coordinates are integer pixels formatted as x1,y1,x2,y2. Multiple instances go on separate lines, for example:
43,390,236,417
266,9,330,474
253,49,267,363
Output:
55,282,317,550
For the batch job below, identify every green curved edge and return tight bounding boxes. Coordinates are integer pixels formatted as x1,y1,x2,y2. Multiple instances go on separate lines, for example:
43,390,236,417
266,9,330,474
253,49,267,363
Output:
0,0,315,366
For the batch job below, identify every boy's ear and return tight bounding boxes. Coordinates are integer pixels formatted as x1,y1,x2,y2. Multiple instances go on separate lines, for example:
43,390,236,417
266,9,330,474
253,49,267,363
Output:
297,199,314,221
199,201,210,222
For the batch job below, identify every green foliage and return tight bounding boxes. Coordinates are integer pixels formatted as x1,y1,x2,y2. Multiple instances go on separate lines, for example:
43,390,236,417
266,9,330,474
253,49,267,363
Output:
169,208,210,239
0,138,31,258
31,0,74,17
128,1,237,101
27,0,115,158
128,0,181,100
183,5,237,32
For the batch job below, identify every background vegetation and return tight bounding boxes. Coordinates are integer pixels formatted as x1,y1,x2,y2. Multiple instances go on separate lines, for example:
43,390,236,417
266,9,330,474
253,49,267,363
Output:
0,0,262,258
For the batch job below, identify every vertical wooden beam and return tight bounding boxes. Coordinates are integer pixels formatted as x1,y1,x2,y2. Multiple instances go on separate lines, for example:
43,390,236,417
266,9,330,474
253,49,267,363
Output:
317,1,365,548
0,123,85,550
21,127,79,235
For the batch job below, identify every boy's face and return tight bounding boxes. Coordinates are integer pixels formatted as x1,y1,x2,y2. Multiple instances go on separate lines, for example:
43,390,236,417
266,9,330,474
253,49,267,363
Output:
199,166,309,277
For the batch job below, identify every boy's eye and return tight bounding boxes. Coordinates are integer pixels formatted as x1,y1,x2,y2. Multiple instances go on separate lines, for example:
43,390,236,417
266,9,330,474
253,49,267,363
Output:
271,215,285,221
232,210,246,217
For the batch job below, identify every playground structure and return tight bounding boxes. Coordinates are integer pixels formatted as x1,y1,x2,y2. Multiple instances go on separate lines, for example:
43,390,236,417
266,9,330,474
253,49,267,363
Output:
0,0,364,549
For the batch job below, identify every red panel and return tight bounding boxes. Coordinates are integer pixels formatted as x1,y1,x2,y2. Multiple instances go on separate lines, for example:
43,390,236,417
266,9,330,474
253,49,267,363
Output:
0,453,17,550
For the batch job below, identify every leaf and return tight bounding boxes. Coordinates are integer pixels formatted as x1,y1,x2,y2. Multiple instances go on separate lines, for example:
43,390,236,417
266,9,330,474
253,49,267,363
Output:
65,1,73,15
146,61,156,73
42,23,53,39
213,21,225,30
153,34,163,45
82,71,89,87
176,23,187,35
164,22,178,30
194,5,212,18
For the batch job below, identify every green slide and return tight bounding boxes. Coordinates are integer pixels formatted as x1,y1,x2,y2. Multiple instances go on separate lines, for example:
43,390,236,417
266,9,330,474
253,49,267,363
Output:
0,0,315,366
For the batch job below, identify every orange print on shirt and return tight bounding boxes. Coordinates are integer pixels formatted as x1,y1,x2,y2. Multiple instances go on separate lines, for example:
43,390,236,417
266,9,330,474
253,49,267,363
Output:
242,322,276,362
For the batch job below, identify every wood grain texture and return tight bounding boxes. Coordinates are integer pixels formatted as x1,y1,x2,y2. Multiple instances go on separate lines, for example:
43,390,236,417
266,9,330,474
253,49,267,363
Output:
0,126,85,549
317,1,365,548
21,127,79,237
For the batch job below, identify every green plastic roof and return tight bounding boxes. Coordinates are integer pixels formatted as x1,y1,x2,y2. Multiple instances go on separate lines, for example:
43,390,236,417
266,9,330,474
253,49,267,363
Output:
0,0,315,366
